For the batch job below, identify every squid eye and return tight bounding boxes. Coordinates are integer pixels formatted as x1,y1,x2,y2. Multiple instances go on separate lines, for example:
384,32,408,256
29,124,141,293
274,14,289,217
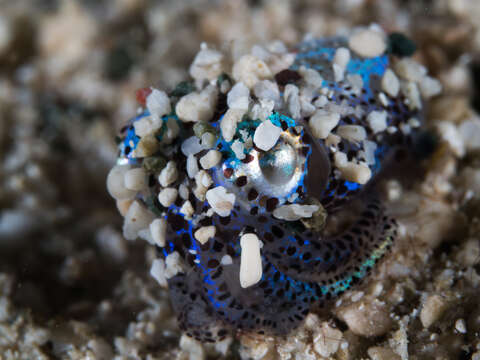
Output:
258,139,298,186
232,128,308,200
216,113,331,205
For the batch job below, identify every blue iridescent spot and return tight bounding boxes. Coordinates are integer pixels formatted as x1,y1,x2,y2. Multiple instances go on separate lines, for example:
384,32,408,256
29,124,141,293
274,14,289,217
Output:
344,181,361,191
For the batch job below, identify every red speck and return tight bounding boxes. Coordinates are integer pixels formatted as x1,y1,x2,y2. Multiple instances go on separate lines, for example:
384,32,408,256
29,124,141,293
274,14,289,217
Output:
241,154,254,164
223,168,234,178
135,87,152,106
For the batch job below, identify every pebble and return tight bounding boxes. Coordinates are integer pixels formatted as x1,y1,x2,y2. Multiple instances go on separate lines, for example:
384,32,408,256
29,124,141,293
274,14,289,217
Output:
116,199,133,217
362,140,378,166
394,58,427,83
0,14,12,56
333,47,351,69
419,76,442,98
337,125,367,142
195,170,213,188
134,134,162,157
201,132,216,148
387,126,398,134
312,322,343,357
399,123,411,136
220,255,233,265
309,110,341,139
408,117,421,128
250,99,274,121
378,92,389,107
336,299,392,337
401,81,422,110
272,204,319,221
232,54,272,89
333,63,344,83
175,85,218,122
333,151,349,167
385,180,402,201
179,334,205,360
300,96,316,117
455,238,480,266
455,318,467,334
146,88,171,121
194,226,216,244
149,218,167,247
106,165,137,200
459,118,480,152
186,154,199,178
179,183,189,200
299,66,324,89
87,339,114,359
189,45,224,82
239,233,262,288
150,258,167,287
420,294,448,328
199,150,222,169
337,159,372,184
250,44,270,61
436,121,465,157
381,69,400,97
96,226,128,262
227,82,250,111
231,139,246,160
164,251,185,279
0,210,39,240
253,80,280,107
181,136,204,156
158,161,178,187
253,120,282,151
157,187,178,207
162,117,180,144
284,84,301,120
137,227,155,246
348,29,386,58
268,52,296,76
133,115,162,138
347,73,364,93
124,167,147,191
206,186,235,217
367,110,388,133
193,183,208,202
238,334,276,360
333,47,350,82
221,108,245,142
267,40,288,54
180,200,194,219
220,79,231,94
351,291,364,302
313,95,328,108
367,347,401,360
123,201,155,241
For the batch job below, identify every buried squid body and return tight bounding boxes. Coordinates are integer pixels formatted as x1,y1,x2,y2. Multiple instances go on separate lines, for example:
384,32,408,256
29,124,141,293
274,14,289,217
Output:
107,28,440,342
